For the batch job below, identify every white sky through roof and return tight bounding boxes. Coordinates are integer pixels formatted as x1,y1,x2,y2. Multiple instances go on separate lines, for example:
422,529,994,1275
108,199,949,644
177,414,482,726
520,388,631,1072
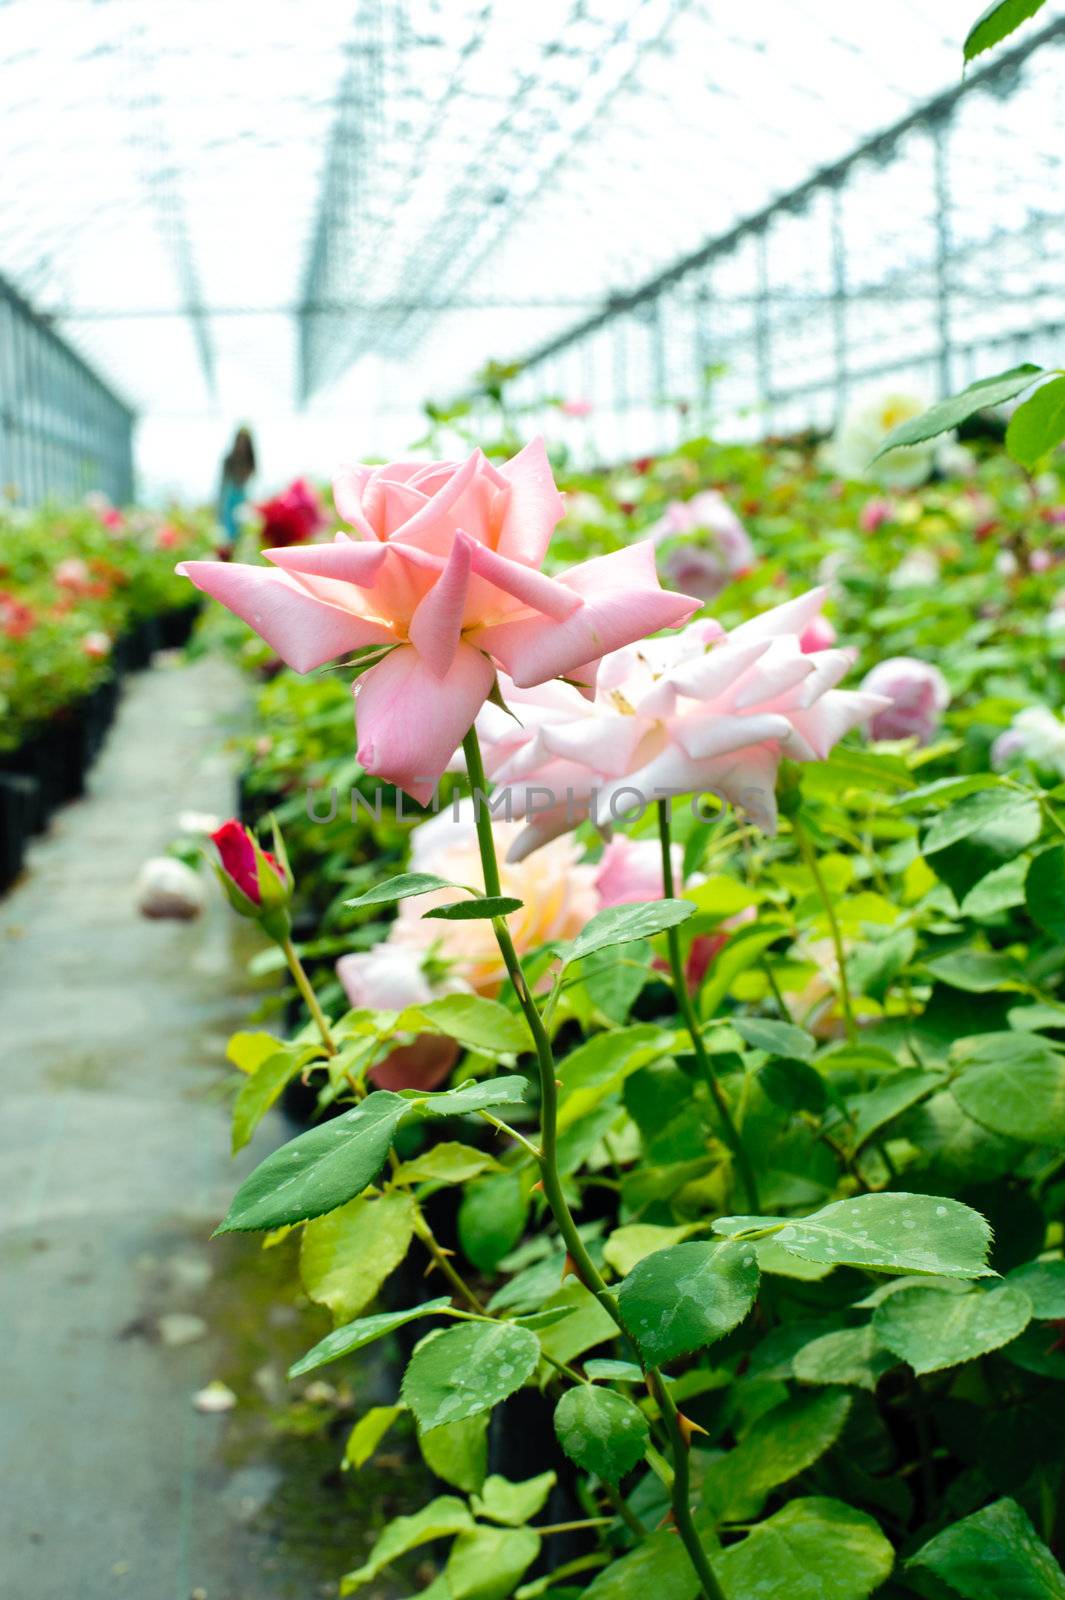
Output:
1,0,1062,497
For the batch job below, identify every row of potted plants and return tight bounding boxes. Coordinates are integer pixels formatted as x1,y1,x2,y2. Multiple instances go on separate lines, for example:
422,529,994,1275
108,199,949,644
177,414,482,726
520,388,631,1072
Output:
0,495,215,889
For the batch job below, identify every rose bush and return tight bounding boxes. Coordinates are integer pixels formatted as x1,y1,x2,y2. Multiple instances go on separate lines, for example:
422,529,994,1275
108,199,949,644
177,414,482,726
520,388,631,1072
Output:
196,424,1065,1600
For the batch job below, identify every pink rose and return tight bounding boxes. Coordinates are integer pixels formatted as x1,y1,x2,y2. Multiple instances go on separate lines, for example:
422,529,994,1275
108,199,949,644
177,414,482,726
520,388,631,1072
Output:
179,440,696,803
649,491,756,600
256,478,327,548
860,657,950,744
594,835,681,908
561,399,593,418
478,588,887,857
859,498,895,534
55,557,92,593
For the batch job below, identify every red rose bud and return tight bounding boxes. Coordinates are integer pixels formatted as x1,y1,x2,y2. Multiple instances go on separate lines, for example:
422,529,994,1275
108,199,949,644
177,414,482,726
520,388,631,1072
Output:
210,818,292,940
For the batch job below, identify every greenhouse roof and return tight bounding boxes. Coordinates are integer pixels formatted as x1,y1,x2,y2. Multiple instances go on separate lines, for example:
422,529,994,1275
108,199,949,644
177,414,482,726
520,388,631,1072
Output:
2,0,1063,450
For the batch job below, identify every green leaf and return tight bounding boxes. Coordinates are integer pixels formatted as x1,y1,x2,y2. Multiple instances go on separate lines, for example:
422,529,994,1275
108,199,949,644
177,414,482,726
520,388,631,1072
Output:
700,923,789,1017
964,0,1048,62
583,1528,703,1600
758,1057,827,1115
844,1069,942,1153
287,1298,452,1379
231,1046,316,1154
343,1404,404,1470
908,1496,1065,1599
558,899,695,967
340,1494,474,1595
714,1193,995,1278
793,1326,896,1392
1007,1258,1065,1318
952,1035,1065,1142
617,1239,760,1366
873,1283,1032,1375
1026,845,1065,940
604,1223,703,1278
732,1017,816,1061
415,1075,530,1116
402,1321,541,1431
892,773,1003,811
391,1141,501,1186
227,1029,287,1074
459,1172,529,1273
703,1392,852,1520
554,1386,650,1482
585,1358,643,1383
300,1192,415,1323
923,949,1025,993
535,1282,618,1366
446,1525,541,1600
345,871,459,908
873,364,1042,456
419,1411,489,1494
403,993,531,1054
1007,375,1065,468
424,895,524,921
216,1090,411,1233
923,788,1036,855
715,1496,894,1600
557,1025,670,1130
960,856,1030,918
472,1470,556,1525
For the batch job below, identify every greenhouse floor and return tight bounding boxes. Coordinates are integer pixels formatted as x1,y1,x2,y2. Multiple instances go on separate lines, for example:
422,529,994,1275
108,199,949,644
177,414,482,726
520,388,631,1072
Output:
0,658,381,1600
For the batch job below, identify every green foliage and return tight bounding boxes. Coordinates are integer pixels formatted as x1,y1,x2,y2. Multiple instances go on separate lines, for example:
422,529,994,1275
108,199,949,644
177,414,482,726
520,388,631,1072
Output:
217,1091,410,1232
715,1194,995,1277
401,1321,541,1431
872,1282,1032,1373
554,1386,650,1481
908,1497,1065,1597
617,1239,760,1365
209,426,1065,1599
873,364,1043,456
964,0,1048,61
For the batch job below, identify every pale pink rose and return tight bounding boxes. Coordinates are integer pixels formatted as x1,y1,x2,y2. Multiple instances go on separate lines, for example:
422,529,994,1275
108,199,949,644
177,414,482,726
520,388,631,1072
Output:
799,615,836,654
594,835,682,908
478,588,887,858
860,657,950,744
1030,549,1055,574
179,440,696,803
82,630,111,659
859,498,895,534
561,399,593,418
386,803,601,995
55,556,92,592
336,945,459,1091
649,490,756,600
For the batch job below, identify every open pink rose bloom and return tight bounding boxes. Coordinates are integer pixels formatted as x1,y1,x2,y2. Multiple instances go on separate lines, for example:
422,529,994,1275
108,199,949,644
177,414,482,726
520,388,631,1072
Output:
179,440,697,802
476,586,889,859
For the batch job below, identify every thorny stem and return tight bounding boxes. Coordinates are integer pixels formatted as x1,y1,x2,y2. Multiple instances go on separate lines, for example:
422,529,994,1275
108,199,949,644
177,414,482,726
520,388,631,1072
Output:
791,815,857,1044
656,801,761,1213
281,935,484,1312
463,728,725,1600
648,1371,728,1600
280,935,337,1056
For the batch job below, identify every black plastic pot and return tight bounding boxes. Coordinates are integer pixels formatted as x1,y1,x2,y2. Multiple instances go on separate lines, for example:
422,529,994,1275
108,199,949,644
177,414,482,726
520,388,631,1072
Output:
158,601,202,650
0,771,37,891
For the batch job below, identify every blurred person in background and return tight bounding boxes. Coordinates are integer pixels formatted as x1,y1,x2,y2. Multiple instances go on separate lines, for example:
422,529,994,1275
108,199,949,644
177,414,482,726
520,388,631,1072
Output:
217,425,256,546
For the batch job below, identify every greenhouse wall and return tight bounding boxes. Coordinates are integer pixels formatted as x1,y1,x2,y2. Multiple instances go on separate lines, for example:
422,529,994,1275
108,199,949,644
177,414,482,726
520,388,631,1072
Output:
505,14,1065,463
0,274,134,507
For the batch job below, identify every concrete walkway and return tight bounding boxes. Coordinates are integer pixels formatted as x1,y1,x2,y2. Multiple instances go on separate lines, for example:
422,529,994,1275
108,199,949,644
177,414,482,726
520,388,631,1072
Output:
0,658,421,1600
